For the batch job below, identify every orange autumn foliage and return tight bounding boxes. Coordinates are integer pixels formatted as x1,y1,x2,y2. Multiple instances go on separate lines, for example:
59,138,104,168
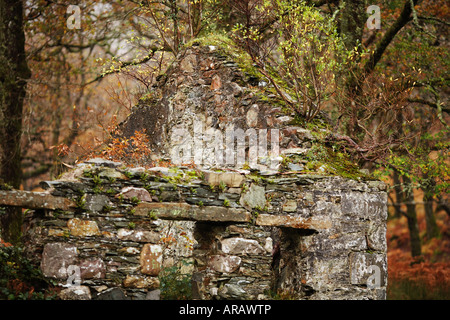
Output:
0,239,13,247
387,209,450,299
99,129,153,167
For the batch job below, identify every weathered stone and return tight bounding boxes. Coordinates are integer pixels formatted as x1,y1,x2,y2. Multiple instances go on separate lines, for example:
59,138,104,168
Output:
350,252,387,288
180,54,197,73
341,192,388,221
48,228,66,237
84,194,112,213
276,115,294,124
79,258,106,279
221,237,265,255
246,104,259,127
264,237,273,253
92,285,108,293
202,171,244,187
84,158,122,168
208,255,241,273
156,221,195,260
185,197,223,206
219,283,246,299
211,74,222,90
367,223,387,251
67,218,101,237
287,163,304,172
147,166,179,177
118,186,152,202
117,256,139,264
123,275,160,289
96,287,128,300
135,202,252,223
117,228,160,243
159,191,180,202
39,181,90,193
293,127,314,141
256,214,331,230
282,200,297,212
227,187,242,194
40,242,78,278
218,192,240,201
0,190,76,210
127,166,146,174
239,184,265,209
98,167,127,180
281,148,308,155
146,289,161,300
60,286,92,300
118,246,141,255
140,244,163,276
367,180,387,191
300,254,349,293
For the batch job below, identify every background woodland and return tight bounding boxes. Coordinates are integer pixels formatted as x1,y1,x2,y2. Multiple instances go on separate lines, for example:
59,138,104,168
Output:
0,0,448,299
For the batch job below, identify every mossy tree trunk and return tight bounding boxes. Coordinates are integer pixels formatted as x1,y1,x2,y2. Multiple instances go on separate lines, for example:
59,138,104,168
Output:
336,0,367,137
338,0,366,53
403,175,422,257
392,168,422,258
422,174,440,240
0,1,31,244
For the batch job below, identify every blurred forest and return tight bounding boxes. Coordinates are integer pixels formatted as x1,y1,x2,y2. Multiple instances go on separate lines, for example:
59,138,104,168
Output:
0,0,449,299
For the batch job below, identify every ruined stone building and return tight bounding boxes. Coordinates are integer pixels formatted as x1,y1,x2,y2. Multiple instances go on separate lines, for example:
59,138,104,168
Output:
0,44,387,300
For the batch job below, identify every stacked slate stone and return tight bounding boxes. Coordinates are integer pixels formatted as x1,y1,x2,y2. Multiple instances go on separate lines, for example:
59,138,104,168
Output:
20,43,389,300
22,157,388,300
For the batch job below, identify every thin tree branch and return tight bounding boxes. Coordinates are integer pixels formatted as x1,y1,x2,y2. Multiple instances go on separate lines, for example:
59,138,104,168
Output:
362,0,420,76
417,15,450,27
408,98,449,112
83,47,159,87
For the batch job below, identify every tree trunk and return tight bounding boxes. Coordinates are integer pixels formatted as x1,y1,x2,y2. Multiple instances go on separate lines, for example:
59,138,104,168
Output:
403,176,422,257
392,170,404,218
0,1,31,244
422,174,439,240
336,0,366,136
424,196,439,240
338,0,366,52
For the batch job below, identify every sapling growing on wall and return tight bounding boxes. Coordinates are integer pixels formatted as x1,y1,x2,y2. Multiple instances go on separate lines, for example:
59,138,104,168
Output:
232,0,354,121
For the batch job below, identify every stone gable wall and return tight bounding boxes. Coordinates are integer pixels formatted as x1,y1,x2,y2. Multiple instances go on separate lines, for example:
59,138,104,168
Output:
118,45,313,169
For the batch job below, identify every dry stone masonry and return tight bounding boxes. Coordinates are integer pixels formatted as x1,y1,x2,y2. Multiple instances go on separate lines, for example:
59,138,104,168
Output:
15,158,387,300
1,43,388,300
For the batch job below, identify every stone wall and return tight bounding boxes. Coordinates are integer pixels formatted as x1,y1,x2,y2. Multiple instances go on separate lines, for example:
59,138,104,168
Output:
8,43,389,300
17,158,388,300
118,44,315,170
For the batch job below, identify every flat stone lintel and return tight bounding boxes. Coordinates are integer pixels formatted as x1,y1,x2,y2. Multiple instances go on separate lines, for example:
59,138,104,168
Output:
135,202,252,223
0,190,76,211
256,214,331,230
136,202,326,230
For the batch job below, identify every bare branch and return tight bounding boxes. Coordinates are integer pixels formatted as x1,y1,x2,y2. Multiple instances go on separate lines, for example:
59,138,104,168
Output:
83,46,160,87
407,98,450,114
417,15,450,27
